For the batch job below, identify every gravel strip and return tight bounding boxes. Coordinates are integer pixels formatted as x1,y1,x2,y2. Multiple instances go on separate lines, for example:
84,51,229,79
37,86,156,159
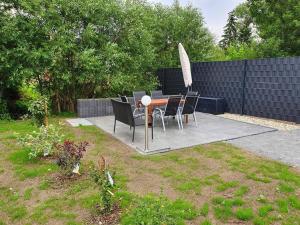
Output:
218,113,300,131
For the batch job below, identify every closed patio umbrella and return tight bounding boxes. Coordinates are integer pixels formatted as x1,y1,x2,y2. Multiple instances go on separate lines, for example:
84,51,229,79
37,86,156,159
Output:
178,43,192,89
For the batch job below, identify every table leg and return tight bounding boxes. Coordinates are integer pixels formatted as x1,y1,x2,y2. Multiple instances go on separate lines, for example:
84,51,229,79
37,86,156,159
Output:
148,105,153,126
185,115,188,123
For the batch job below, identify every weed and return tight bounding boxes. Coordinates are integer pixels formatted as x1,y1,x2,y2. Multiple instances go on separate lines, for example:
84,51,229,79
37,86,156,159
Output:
121,195,198,225
258,205,273,217
23,188,33,200
288,195,300,210
215,180,239,192
38,180,51,190
235,207,253,221
277,199,289,213
176,178,202,194
246,173,271,183
214,205,232,221
200,202,209,216
234,185,249,197
200,219,212,225
278,183,295,193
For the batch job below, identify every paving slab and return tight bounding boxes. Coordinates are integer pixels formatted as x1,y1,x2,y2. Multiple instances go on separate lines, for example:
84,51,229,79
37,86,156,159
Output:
66,118,93,127
87,112,276,155
228,129,300,167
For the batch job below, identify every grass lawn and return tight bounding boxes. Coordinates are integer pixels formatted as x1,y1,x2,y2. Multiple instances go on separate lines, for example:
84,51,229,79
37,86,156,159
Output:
0,117,299,225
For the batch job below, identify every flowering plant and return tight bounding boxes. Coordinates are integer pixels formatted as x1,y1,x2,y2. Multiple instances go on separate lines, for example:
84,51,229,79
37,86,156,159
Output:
18,125,64,159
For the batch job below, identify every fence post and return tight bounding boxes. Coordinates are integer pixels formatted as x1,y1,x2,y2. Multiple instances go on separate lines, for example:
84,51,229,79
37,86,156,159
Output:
241,60,248,115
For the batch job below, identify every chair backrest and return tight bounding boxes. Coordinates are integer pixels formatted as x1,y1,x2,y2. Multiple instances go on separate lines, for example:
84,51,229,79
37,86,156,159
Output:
186,91,198,96
119,95,129,103
133,91,146,106
164,95,182,116
151,90,163,99
181,95,199,115
111,99,134,126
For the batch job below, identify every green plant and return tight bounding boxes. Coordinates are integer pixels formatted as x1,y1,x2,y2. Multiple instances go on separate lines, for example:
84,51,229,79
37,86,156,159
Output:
90,165,116,214
258,205,273,217
121,195,198,225
234,185,249,197
235,207,253,221
18,125,64,159
200,202,209,216
28,96,49,126
201,219,213,225
0,99,11,120
56,140,88,176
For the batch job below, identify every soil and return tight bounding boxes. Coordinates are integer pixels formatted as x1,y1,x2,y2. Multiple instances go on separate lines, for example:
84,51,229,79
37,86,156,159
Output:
88,204,121,225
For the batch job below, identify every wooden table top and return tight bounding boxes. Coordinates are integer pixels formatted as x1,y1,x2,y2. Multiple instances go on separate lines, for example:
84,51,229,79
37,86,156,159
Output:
138,98,185,107
149,98,168,106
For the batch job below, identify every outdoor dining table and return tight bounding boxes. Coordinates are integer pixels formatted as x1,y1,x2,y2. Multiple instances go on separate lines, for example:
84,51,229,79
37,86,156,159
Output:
138,98,188,126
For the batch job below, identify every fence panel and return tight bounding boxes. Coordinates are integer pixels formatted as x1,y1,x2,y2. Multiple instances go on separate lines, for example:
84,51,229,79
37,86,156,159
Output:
244,57,300,122
157,56,300,123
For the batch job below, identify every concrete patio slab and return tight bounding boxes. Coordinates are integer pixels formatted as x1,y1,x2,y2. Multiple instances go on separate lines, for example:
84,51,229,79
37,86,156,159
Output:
228,129,300,167
87,112,276,155
66,118,93,127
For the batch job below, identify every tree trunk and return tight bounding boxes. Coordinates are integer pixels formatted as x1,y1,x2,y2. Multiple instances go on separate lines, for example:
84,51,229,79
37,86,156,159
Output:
56,92,61,113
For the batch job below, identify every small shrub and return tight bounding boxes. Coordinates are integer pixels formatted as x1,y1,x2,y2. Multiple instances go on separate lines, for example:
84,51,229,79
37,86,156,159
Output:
18,125,64,159
28,96,49,126
90,165,116,214
56,140,88,176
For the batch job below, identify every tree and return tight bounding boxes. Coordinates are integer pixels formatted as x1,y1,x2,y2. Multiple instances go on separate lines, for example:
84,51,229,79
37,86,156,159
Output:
219,12,238,49
0,0,215,113
248,0,300,56
152,2,214,68
234,3,253,44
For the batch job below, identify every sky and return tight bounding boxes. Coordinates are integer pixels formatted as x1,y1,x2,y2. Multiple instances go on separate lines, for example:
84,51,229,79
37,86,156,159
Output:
149,0,246,41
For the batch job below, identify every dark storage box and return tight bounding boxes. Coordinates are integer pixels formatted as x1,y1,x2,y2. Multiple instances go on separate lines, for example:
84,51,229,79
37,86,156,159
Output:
197,97,226,115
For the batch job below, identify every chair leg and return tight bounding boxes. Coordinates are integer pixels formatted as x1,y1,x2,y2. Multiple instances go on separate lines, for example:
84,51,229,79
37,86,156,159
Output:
176,114,181,130
160,111,165,132
179,114,183,129
193,112,198,126
113,118,116,133
132,126,135,142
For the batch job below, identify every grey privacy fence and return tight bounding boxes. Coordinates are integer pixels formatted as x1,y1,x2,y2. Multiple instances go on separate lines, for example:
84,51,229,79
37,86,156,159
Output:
77,97,134,118
157,57,300,123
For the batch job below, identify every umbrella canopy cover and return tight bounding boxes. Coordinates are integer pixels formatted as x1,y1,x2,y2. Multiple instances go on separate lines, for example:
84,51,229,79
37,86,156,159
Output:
178,43,192,88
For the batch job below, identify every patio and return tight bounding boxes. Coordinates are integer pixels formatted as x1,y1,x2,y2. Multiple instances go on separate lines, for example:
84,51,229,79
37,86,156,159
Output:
87,112,276,155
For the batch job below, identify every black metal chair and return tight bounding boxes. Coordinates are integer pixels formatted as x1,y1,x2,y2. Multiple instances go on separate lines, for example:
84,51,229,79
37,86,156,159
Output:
179,95,199,127
186,91,198,96
111,99,145,142
119,95,129,103
152,95,182,131
151,90,163,99
133,91,146,114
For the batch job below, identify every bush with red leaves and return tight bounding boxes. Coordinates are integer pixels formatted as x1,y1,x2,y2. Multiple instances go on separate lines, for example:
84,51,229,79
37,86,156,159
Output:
56,140,88,176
